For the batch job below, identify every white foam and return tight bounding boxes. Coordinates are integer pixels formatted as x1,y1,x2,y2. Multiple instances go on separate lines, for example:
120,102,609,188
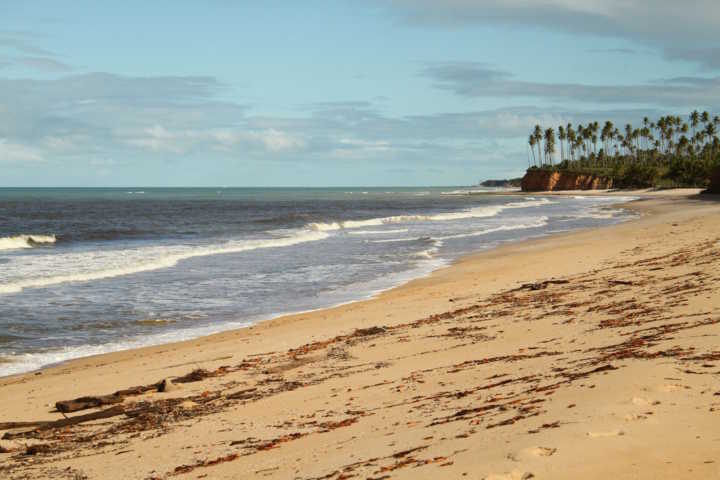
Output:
560,207,633,221
0,230,328,294
371,237,418,243
414,247,438,259
435,217,549,240
348,229,409,235
370,235,437,244
308,198,552,232
413,239,443,259
0,251,452,377
0,234,56,251
0,318,253,377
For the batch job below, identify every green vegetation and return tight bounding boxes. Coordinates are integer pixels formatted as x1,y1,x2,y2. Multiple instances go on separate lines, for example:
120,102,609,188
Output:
526,111,720,188
480,178,523,188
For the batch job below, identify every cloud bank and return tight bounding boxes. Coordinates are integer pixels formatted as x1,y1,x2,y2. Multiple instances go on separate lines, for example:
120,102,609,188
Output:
383,0,720,70
422,62,720,107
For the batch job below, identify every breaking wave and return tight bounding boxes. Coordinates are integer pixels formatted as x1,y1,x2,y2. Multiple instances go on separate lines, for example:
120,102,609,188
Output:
0,235,57,251
435,217,549,240
0,230,328,295
347,229,409,235
308,198,552,232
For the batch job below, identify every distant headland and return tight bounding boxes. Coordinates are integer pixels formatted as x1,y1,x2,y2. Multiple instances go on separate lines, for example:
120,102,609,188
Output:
479,178,523,188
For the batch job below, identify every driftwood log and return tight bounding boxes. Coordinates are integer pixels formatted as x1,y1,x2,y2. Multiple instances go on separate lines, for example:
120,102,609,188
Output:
2,405,125,440
0,367,223,441
54,368,214,413
56,394,124,413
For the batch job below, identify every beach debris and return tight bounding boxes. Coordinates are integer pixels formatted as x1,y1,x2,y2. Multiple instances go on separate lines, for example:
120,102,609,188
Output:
171,453,240,476
53,368,224,415
562,364,618,381
353,326,386,337
0,444,12,454
0,421,53,430
25,444,56,456
157,378,177,393
3,405,126,440
56,394,123,413
173,368,214,383
2,233,719,478
327,346,353,360
513,279,570,291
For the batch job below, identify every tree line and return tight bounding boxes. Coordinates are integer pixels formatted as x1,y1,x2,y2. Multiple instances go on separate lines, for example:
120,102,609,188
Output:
527,110,720,187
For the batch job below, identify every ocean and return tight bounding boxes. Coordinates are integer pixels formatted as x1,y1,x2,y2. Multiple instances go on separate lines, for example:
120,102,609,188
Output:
0,187,636,376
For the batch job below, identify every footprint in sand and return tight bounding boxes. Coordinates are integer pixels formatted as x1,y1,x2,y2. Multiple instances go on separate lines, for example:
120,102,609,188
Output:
509,447,557,462
529,446,556,457
632,396,661,407
623,413,648,421
587,429,625,438
659,384,686,392
484,470,534,480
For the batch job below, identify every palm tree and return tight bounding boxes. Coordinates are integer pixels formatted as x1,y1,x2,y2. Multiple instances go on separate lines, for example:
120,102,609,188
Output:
544,128,556,166
601,121,613,153
528,134,537,166
705,122,717,161
533,125,543,166
558,125,566,163
591,121,600,155
690,110,700,141
566,123,574,161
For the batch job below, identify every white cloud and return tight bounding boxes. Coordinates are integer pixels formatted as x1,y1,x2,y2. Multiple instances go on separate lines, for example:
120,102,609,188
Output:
123,125,307,155
422,62,720,107
383,0,720,70
210,128,307,153
0,139,43,162
384,0,720,44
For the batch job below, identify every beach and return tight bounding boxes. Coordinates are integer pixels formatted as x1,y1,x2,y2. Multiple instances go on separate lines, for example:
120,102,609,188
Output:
1,190,719,479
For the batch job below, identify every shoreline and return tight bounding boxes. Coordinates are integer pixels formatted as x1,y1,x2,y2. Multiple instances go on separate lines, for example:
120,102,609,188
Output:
2,189,719,479
0,192,639,380
0,190,682,385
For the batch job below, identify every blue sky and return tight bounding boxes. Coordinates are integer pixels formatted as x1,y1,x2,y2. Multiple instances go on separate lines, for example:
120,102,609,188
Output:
1,1,719,186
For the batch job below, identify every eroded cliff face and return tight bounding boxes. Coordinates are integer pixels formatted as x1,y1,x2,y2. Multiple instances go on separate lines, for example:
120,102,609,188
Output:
706,167,720,194
521,170,614,192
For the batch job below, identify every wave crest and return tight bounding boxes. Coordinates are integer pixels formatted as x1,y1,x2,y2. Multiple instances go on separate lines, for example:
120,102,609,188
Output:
306,198,552,232
0,234,56,251
435,217,549,240
0,230,328,295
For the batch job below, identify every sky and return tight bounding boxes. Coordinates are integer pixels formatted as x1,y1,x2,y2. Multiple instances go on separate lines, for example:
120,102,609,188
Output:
1,1,719,186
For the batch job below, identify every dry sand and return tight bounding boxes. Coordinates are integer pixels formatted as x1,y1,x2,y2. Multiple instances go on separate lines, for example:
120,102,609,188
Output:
1,190,719,479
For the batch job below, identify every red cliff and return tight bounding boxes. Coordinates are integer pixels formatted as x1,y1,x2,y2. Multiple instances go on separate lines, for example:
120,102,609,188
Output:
521,170,614,192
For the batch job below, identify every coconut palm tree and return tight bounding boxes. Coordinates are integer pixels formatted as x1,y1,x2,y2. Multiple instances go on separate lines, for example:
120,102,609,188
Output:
566,123,574,161
705,122,717,161
533,125,543,166
544,128,556,165
528,134,537,166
